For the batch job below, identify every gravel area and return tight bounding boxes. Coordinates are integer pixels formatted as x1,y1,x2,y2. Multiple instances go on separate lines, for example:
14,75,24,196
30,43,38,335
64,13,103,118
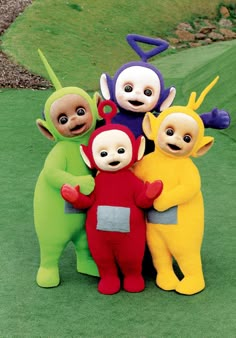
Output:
0,0,51,89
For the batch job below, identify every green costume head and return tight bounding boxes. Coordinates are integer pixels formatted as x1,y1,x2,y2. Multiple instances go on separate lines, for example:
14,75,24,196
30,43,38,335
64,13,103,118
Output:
36,49,101,142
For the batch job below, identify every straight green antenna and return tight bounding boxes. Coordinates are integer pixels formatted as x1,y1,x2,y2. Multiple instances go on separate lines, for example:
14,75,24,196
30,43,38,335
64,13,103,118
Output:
38,49,62,90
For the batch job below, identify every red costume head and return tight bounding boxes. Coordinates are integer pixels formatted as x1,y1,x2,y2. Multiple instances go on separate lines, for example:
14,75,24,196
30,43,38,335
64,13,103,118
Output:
80,100,146,171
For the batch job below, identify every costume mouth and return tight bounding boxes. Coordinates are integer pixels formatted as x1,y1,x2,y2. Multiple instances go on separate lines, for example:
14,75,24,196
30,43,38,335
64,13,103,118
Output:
128,100,144,106
109,161,120,166
70,124,85,134
168,143,181,151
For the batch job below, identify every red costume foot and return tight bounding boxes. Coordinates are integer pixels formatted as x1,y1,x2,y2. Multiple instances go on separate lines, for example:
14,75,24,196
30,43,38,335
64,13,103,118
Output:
98,276,121,295
123,275,145,293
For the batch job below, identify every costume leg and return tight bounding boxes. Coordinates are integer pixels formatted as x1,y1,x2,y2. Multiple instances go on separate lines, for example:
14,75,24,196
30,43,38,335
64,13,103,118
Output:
73,224,99,277
147,223,179,291
116,235,145,293
37,240,65,288
174,251,205,295
88,232,120,295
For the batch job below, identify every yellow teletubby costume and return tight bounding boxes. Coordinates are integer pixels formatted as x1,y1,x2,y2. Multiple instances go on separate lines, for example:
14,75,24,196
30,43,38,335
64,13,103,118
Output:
134,77,218,295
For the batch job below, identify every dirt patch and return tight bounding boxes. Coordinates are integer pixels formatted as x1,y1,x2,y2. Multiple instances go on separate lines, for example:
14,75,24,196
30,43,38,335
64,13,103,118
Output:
0,0,51,89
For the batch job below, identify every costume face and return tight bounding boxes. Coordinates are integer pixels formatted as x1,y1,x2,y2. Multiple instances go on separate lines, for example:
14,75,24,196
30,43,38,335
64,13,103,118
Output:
157,113,199,157
115,66,161,113
92,130,133,172
50,94,93,138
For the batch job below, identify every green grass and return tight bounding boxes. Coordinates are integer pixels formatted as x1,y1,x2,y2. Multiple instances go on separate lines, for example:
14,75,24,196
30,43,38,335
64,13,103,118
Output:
1,40,236,336
0,87,235,337
1,0,235,90
155,39,236,139
1,1,236,336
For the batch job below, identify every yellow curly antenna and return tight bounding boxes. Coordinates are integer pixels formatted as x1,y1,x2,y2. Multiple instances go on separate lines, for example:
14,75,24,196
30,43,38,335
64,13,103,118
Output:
187,76,219,110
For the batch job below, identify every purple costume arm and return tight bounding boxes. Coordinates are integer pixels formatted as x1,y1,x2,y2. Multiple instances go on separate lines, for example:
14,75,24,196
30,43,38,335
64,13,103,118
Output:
200,107,230,129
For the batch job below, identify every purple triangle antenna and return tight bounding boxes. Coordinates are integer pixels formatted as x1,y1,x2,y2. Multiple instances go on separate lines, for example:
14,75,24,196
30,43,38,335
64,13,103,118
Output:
126,34,169,62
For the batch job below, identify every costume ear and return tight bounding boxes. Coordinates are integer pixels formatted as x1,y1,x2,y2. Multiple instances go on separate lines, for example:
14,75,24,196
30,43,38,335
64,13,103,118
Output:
193,136,214,157
159,87,176,111
80,145,92,168
137,136,146,161
36,119,55,140
142,112,157,141
100,73,112,99
94,91,102,105
93,92,103,120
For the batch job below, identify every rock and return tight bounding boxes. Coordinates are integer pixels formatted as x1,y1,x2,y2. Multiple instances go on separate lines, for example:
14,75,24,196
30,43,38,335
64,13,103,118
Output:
175,29,195,41
195,32,207,40
176,22,194,31
199,26,215,34
167,37,180,45
202,38,213,45
219,18,233,27
208,32,224,41
189,42,202,48
219,28,236,39
220,6,230,18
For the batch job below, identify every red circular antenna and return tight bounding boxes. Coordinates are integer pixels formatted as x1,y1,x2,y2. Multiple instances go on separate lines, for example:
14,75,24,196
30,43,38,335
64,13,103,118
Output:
98,100,117,124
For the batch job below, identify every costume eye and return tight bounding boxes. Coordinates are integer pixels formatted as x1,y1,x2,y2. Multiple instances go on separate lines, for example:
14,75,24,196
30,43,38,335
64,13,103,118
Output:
183,134,192,143
124,84,133,93
117,147,125,154
58,114,68,125
76,107,86,116
100,151,108,157
144,88,152,96
166,128,174,136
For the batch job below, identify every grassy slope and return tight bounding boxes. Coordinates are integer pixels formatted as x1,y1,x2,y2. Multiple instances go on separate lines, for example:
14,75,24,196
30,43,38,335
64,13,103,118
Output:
1,0,234,90
155,39,236,138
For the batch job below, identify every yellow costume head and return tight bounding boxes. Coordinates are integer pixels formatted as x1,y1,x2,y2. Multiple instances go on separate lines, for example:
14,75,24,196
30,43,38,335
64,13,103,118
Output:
143,77,219,158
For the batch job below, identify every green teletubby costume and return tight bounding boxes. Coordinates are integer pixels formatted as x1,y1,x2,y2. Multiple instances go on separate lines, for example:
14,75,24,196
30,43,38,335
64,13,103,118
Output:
34,50,100,287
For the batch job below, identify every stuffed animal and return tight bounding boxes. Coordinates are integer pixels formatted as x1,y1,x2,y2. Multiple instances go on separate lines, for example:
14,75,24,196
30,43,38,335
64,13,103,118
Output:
61,100,163,295
100,34,230,153
133,76,218,295
34,50,101,287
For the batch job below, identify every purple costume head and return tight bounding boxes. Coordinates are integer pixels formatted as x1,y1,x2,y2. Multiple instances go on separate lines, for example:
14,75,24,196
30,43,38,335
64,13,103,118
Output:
100,34,176,114
101,34,230,138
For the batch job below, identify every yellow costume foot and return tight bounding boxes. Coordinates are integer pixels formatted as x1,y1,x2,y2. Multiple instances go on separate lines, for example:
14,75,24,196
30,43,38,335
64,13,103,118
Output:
36,267,60,288
175,276,205,295
156,272,179,291
77,259,99,277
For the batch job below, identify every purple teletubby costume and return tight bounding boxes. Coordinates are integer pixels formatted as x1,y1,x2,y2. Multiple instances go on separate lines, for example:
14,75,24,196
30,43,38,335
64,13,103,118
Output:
100,34,230,153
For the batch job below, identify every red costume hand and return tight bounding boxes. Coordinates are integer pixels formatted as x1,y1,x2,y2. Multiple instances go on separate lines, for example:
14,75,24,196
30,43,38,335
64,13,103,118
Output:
61,184,80,203
146,180,163,199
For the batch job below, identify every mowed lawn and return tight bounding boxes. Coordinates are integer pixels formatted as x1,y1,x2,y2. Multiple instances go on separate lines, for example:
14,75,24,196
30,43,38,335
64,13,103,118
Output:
0,37,235,336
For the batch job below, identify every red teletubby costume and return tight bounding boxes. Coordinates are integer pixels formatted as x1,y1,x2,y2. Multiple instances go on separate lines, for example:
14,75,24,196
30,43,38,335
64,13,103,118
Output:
61,100,163,295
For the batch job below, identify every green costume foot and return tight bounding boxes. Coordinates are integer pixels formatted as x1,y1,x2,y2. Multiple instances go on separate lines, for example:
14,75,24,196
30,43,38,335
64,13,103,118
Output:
77,259,99,277
156,272,179,291
175,276,205,295
36,267,60,288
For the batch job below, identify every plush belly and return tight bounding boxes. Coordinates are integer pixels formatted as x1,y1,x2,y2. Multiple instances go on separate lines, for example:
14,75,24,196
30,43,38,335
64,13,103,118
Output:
34,176,86,236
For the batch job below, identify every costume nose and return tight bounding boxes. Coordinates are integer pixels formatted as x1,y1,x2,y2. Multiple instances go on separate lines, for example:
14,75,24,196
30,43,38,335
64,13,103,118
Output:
109,153,116,159
133,88,142,96
174,134,182,141
70,115,77,121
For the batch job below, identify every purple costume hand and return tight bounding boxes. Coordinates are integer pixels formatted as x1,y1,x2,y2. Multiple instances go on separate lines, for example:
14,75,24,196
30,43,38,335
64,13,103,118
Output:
200,107,230,129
